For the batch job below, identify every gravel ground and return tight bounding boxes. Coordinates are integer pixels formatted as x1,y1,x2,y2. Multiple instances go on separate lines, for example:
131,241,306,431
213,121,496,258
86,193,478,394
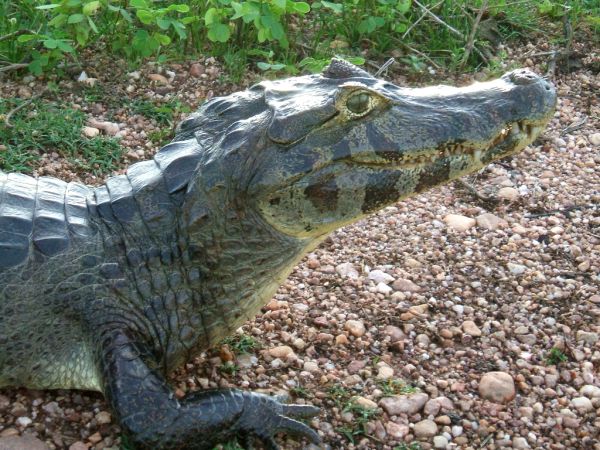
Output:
0,39,598,450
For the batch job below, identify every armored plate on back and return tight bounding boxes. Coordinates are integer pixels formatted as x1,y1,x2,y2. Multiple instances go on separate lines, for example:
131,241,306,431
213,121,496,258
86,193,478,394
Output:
0,60,556,449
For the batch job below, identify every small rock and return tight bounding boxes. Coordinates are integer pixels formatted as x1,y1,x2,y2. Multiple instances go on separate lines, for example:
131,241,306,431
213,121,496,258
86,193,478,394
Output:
513,437,530,449
0,435,50,450
478,371,515,403
589,132,600,146
444,214,476,232
95,411,111,425
392,278,421,292
68,443,88,450
377,365,394,380
383,325,405,341
236,354,258,368
336,262,359,279
190,63,204,78
476,213,506,230
576,330,598,345
335,334,348,345
462,320,482,337
15,417,32,427
303,361,320,373
571,397,593,413
347,360,367,374
376,282,393,295
507,262,527,275
497,186,519,201
385,421,409,439
148,73,169,84
368,269,395,284
268,345,295,359
83,126,100,138
413,419,438,438
433,435,449,449
379,392,429,415
354,396,378,409
580,385,600,398
344,320,366,337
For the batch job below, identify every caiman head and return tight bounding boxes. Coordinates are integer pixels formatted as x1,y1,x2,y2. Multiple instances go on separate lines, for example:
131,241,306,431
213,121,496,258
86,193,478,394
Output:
177,59,556,240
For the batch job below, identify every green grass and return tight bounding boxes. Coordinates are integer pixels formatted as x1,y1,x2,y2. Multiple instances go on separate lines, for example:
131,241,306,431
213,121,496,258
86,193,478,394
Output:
545,347,568,365
395,443,423,450
337,400,381,444
220,334,260,355
128,99,190,126
377,378,419,396
0,98,123,175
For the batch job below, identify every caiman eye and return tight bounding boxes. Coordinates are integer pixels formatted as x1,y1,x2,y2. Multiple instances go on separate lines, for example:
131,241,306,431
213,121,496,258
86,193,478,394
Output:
346,92,371,115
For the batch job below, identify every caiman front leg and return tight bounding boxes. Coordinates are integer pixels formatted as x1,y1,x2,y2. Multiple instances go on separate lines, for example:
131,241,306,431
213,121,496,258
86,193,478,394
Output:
98,329,321,449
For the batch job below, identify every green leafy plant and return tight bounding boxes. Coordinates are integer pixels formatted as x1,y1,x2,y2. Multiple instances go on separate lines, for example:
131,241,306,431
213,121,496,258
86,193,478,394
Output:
545,347,568,365
394,443,423,450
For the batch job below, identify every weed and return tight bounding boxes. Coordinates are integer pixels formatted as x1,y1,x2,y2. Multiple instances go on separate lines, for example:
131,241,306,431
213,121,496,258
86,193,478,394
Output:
327,384,352,408
545,347,568,365
337,399,381,444
0,98,123,175
220,334,260,355
290,385,312,399
218,361,239,375
128,99,190,126
377,378,419,397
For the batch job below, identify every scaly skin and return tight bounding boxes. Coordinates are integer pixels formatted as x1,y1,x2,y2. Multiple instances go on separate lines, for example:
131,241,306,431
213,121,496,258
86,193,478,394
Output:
0,60,556,449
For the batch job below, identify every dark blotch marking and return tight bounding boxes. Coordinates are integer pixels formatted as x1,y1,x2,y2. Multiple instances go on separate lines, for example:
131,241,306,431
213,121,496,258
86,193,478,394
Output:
415,158,451,193
362,171,402,213
304,174,339,213
366,124,399,161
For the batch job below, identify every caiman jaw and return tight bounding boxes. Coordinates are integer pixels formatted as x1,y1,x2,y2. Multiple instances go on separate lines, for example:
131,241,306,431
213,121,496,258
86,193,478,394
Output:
350,119,547,171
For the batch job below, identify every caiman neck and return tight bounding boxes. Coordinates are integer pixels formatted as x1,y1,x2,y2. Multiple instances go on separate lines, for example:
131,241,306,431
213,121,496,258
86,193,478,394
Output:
182,191,315,345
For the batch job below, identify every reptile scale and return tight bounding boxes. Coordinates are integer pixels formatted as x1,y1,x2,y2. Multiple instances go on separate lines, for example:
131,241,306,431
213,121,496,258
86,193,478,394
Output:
0,60,556,449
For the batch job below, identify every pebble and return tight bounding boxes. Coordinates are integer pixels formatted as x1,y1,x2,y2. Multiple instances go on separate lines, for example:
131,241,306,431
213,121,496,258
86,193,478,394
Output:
268,346,295,359
497,186,520,200
0,435,49,450
433,435,448,449
478,371,516,403
377,365,394,380
354,396,378,409
476,212,505,230
580,385,600,398
507,262,527,275
392,278,421,292
385,421,409,438
571,396,593,413
335,262,359,279
462,320,482,337
82,126,100,138
379,392,429,415
513,437,530,449
589,132,600,145
413,419,438,438
376,282,393,295
443,214,476,231
95,411,111,424
368,269,394,284
344,320,366,337
148,73,169,84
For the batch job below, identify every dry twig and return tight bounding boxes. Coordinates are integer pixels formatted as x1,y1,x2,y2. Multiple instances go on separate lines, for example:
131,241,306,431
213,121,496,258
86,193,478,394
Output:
0,63,29,73
401,0,444,39
4,88,48,128
460,1,489,68
413,0,464,38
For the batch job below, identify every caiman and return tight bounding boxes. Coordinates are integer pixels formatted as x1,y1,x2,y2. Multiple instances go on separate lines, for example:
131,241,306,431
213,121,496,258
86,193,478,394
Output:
0,60,556,449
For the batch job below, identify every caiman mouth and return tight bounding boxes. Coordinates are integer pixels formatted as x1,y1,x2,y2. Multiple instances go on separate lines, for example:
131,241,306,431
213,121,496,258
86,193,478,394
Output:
349,118,546,170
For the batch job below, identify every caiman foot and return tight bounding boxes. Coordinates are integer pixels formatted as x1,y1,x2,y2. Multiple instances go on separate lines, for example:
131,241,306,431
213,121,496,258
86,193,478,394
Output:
233,392,321,449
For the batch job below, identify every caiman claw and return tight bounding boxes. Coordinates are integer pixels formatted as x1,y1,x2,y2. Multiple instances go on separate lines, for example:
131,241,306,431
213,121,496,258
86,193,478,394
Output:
234,392,321,449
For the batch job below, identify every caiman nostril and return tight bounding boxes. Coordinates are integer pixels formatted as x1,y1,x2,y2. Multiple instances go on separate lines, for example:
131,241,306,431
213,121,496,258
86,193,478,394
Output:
508,69,541,85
